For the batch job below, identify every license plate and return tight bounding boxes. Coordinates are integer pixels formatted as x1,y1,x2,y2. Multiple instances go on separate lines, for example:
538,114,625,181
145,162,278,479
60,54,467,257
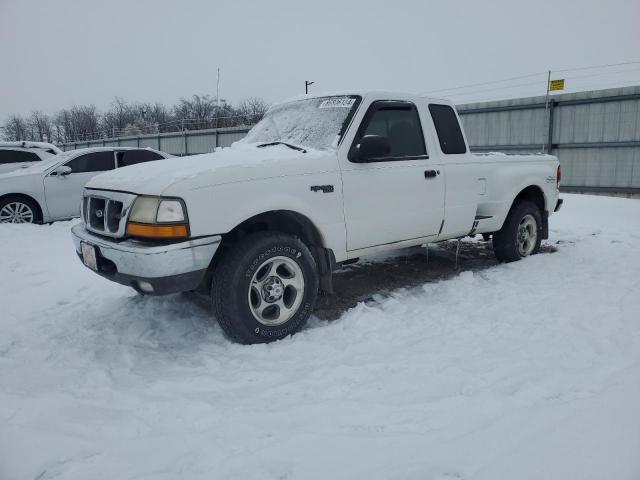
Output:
81,242,98,271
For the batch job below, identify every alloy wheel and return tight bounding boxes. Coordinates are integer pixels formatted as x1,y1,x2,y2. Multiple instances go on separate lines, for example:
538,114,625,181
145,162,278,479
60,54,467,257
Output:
0,202,35,223
248,255,305,326
517,214,537,257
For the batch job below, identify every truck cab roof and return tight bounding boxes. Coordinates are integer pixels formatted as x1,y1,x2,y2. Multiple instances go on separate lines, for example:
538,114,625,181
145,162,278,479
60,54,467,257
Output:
282,90,455,107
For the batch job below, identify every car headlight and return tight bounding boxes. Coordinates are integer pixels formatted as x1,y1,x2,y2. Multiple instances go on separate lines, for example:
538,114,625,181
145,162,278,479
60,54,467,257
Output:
126,196,189,239
156,200,185,223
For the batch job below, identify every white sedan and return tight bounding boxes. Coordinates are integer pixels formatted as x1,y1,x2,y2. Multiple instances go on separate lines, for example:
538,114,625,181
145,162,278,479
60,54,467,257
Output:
0,147,171,223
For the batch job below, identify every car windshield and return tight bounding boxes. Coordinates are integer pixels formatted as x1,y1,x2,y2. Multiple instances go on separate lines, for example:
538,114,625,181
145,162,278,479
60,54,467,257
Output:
243,95,361,151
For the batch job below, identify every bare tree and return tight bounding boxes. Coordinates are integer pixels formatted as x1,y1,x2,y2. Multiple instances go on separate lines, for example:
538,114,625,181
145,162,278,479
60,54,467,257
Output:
145,102,171,125
174,94,217,129
29,111,53,142
128,102,170,134
145,102,171,133
62,105,99,141
3,93,267,144
1,115,30,141
237,97,269,125
112,97,134,130
52,109,73,143
101,97,136,136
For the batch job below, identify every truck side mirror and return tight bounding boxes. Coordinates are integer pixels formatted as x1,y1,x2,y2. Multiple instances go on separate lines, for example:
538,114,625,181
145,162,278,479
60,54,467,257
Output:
355,135,391,162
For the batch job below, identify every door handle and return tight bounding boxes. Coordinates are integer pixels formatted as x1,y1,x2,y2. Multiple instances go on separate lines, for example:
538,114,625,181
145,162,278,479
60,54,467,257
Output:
424,170,439,179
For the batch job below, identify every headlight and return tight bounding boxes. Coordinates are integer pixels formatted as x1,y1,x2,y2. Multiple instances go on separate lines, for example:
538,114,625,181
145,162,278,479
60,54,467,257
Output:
129,196,160,224
126,196,189,239
157,200,185,222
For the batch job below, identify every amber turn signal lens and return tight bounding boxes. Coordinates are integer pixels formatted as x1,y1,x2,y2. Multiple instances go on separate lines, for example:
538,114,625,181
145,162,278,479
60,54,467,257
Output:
126,222,189,239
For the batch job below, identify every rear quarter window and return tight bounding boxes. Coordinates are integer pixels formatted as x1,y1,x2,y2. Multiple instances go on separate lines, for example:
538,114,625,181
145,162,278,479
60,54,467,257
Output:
428,104,467,154
117,150,164,167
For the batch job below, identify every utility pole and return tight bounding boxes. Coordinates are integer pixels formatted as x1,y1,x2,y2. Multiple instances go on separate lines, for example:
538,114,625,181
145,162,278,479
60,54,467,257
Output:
543,70,551,153
544,70,551,108
216,67,221,107
305,80,314,94
216,67,221,129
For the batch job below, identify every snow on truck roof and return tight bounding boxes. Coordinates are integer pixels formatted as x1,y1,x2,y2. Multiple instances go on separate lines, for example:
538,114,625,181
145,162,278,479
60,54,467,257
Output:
281,90,454,106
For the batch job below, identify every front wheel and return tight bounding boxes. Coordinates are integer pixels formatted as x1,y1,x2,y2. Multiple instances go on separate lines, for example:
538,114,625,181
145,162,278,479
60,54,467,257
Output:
492,200,542,262
212,232,319,344
0,196,40,224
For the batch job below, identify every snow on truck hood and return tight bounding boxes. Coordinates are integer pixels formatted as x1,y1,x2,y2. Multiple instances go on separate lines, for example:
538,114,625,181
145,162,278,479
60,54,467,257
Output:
86,143,332,196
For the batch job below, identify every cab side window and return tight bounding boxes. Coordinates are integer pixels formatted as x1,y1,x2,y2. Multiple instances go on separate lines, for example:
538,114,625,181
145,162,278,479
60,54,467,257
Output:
117,150,164,167
66,151,115,173
428,104,467,154
352,101,427,161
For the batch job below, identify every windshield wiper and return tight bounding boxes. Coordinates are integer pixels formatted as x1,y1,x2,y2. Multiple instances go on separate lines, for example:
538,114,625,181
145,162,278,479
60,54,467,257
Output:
257,141,307,153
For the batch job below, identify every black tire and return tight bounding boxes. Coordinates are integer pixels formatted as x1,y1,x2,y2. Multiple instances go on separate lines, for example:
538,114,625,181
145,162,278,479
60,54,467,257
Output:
492,200,542,262
211,232,319,344
0,195,41,224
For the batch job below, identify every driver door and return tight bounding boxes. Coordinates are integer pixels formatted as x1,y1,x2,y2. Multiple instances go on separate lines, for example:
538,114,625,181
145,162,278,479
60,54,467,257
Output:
43,151,116,219
340,100,445,251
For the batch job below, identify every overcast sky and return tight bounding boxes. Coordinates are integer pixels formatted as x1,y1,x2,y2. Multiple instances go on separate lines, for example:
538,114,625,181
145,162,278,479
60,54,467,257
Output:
1,0,638,119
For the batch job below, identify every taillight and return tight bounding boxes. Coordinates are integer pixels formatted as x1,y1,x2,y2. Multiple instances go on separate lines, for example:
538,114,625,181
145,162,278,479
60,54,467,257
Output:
557,165,561,189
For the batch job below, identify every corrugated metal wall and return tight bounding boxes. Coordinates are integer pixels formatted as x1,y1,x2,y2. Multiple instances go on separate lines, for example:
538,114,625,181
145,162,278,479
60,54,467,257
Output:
61,86,640,194
457,86,640,193
62,127,251,157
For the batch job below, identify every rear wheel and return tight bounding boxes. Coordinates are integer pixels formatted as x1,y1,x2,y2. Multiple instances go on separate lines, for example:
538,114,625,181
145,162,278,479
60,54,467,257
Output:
212,232,319,344
492,201,542,262
0,196,40,224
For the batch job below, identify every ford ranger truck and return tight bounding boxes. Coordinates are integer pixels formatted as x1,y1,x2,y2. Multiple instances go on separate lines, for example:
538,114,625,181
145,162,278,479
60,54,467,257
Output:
72,91,563,344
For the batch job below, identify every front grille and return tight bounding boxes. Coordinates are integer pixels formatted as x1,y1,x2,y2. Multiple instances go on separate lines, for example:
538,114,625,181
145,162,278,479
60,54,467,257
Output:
105,201,123,232
88,197,105,229
83,190,137,238
87,197,123,233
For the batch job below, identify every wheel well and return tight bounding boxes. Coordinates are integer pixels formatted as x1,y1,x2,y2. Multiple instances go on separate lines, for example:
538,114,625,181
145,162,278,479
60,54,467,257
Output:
514,185,546,213
202,210,335,294
0,193,43,221
512,185,548,239
222,210,324,248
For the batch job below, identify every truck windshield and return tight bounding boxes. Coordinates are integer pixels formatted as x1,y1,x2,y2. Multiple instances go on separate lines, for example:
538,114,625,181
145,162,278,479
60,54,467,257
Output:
243,95,361,151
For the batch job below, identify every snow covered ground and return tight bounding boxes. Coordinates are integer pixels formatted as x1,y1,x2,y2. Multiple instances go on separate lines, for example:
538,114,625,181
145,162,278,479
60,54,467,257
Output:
1,193,639,480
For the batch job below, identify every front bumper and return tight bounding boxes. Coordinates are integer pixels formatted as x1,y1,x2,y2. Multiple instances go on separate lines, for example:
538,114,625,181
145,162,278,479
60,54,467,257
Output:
71,223,221,295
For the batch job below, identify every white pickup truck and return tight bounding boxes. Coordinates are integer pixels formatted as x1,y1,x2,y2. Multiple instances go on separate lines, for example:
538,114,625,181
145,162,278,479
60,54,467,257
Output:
72,91,563,344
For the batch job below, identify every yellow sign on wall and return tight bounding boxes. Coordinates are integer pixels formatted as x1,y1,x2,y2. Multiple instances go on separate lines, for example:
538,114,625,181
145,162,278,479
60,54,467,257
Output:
549,79,565,91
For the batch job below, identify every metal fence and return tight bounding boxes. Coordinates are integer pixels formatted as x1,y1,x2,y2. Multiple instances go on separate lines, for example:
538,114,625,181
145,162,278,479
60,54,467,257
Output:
61,126,251,156
62,86,640,195
458,85,640,195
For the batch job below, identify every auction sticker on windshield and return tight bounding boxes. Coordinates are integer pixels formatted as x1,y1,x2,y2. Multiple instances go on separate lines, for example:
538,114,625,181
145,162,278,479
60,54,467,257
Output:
318,97,355,108
81,242,98,271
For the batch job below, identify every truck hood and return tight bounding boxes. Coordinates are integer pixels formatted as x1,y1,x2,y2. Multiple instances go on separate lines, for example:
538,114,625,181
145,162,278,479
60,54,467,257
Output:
86,143,334,196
